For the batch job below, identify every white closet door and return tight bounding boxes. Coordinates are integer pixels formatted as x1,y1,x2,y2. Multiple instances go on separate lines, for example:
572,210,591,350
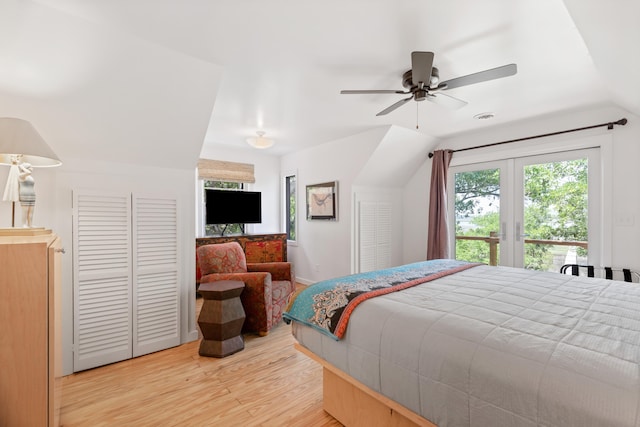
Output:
132,194,180,357
73,191,132,372
358,201,392,273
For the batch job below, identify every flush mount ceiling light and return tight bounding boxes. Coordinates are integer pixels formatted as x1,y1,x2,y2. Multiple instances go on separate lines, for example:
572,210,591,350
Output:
246,131,274,149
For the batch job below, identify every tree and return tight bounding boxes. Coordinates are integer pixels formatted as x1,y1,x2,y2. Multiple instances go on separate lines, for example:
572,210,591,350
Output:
454,159,588,270
455,169,500,218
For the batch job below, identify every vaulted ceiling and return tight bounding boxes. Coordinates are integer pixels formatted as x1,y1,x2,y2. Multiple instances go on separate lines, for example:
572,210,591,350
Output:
1,0,638,167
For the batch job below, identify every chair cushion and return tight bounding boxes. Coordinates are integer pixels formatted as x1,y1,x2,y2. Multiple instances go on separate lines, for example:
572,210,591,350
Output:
198,242,247,275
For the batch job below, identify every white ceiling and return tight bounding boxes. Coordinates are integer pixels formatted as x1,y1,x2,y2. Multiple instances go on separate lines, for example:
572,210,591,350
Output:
4,0,639,164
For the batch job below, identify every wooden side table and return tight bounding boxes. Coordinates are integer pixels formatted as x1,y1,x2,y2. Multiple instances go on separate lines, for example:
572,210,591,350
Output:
197,280,246,357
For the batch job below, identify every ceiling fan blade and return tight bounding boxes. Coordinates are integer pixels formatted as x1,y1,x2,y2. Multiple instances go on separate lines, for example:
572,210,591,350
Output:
411,51,434,88
340,89,406,94
439,63,517,90
427,92,468,110
376,96,413,116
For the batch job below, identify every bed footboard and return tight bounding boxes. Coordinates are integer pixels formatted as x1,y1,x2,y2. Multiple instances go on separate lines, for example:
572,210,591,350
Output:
294,343,436,427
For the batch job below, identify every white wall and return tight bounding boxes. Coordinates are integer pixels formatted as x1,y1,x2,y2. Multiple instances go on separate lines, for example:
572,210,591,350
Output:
403,159,431,264
281,128,387,284
407,104,640,271
45,158,198,376
198,146,282,236
0,1,221,170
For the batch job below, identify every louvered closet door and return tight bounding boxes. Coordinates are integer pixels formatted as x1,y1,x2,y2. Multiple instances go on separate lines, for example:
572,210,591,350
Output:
73,191,132,371
132,194,180,357
358,201,392,272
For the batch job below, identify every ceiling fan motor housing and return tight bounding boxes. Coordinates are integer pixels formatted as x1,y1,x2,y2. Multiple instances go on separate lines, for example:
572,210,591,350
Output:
403,67,439,101
403,67,439,90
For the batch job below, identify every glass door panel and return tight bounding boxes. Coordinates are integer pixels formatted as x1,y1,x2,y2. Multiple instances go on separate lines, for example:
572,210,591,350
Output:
452,166,504,266
517,153,593,272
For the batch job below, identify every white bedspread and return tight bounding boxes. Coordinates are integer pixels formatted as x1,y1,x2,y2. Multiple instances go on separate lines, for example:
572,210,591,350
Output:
292,265,640,427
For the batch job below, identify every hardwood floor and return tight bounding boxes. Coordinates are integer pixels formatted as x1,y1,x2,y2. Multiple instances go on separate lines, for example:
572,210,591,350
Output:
60,295,342,426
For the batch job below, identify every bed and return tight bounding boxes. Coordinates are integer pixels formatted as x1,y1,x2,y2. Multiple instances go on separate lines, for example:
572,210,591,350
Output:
284,260,640,427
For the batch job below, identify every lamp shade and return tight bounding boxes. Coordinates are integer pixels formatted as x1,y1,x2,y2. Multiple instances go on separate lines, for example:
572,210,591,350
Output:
0,118,61,167
246,131,274,149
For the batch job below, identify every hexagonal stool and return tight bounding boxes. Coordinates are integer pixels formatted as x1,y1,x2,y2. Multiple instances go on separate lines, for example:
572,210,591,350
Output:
197,280,245,357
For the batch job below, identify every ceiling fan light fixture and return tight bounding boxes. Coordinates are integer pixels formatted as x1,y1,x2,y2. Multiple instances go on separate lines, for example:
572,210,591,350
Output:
246,130,274,149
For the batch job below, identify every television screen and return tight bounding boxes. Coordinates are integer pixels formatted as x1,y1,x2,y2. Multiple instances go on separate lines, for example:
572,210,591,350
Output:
205,189,262,224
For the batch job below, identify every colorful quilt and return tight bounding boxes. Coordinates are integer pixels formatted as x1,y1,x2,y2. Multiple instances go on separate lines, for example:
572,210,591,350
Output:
283,259,481,340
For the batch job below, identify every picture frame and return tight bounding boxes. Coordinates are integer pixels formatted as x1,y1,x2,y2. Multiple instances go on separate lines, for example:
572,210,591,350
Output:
306,181,338,220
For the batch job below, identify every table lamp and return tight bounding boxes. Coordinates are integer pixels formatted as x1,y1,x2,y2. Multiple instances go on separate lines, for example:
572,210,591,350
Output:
0,118,62,230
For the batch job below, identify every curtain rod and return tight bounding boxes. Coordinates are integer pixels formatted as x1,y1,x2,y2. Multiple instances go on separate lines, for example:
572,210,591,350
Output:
428,118,628,158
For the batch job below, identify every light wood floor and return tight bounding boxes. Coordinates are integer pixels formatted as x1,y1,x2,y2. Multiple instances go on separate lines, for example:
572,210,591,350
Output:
60,296,342,427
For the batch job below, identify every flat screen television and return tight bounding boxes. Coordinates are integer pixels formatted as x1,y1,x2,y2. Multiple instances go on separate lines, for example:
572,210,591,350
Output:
205,189,262,225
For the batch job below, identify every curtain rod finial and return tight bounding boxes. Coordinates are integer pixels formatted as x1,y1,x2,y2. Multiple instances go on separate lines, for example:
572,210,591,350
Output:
428,152,434,158
609,118,628,130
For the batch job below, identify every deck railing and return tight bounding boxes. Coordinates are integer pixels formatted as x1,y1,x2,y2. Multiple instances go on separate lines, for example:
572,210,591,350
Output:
455,232,588,266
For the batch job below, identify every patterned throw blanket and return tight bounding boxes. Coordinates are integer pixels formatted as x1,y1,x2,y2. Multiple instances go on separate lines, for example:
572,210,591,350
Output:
283,259,481,340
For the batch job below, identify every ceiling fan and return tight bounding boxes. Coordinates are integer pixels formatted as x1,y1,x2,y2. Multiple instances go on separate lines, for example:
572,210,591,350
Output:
341,51,517,116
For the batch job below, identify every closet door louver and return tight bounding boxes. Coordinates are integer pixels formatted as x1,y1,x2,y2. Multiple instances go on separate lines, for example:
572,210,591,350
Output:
132,195,180,357
73,191,181,372
73,191,132,372
358,201,392,272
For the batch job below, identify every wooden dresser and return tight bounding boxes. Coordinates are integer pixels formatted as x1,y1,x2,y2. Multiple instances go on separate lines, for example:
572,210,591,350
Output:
196,233,287,284
0,232,62,426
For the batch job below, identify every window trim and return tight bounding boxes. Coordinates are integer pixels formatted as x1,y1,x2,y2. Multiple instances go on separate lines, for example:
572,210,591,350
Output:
283,171,298,244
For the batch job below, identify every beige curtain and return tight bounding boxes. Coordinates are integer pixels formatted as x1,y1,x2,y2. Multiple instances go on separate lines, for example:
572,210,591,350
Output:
427,150,453,260
197,159,255,183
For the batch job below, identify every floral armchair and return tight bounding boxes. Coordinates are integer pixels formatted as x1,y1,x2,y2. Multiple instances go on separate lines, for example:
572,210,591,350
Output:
197,242,296,336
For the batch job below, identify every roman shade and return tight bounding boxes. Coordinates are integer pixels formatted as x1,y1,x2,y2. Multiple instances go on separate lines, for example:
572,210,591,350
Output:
197,159,255,184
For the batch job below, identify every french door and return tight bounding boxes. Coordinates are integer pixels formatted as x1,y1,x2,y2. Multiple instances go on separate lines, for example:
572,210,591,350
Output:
448,148,600,271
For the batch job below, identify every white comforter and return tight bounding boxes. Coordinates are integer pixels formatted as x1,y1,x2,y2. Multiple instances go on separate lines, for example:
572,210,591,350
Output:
292,265,640,427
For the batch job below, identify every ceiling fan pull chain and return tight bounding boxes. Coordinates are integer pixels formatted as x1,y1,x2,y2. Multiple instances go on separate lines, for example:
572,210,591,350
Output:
416,102,419,129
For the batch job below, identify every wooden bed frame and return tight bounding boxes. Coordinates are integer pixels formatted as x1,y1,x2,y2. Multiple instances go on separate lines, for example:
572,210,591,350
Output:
295,343,437,427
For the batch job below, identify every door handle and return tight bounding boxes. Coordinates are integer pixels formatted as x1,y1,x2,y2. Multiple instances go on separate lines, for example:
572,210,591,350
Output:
515,222,530,241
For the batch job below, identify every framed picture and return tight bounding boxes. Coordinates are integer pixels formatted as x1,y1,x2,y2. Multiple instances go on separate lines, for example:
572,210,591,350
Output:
306,181,338,220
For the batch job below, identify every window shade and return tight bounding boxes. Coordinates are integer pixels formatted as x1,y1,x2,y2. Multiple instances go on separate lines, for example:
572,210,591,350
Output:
197,159,255,183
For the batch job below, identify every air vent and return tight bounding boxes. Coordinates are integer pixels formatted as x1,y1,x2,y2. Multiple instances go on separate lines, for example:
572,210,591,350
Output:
474,112,495,120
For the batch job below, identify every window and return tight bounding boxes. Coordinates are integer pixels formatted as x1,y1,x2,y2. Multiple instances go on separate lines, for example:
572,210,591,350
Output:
284,174,297,242
203,180,245,236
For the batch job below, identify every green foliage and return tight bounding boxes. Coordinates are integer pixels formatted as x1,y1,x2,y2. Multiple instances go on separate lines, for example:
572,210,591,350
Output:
205,180,241,190
287,176,297,240
523,159,588,242
454,159,588,270
455,212,499,265
455,169,500,218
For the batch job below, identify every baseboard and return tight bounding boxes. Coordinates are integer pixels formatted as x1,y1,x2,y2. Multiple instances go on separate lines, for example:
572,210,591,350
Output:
185,330,199,342
295,277,315,286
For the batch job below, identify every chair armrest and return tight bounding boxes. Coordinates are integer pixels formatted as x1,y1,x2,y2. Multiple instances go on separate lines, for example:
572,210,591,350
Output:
247,262,294,282
200,272,270,289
